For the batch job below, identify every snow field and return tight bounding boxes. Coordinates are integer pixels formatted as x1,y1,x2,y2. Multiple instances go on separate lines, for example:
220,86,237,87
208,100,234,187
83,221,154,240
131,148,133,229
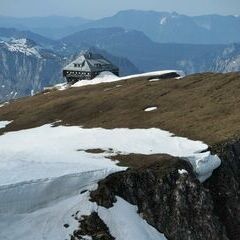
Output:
0,122,221,239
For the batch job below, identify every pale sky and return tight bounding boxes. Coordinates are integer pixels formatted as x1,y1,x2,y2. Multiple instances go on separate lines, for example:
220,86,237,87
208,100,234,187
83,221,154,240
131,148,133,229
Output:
0,0,239,19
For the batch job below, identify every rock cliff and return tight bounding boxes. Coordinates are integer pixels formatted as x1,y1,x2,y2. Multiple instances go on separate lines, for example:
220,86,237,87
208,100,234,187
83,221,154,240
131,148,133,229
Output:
90,155,229,240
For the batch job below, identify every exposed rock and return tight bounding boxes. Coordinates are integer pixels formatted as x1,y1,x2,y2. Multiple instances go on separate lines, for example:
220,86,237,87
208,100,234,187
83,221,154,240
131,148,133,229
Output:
205,139,240,239
72,212,114,240
91,156,228,240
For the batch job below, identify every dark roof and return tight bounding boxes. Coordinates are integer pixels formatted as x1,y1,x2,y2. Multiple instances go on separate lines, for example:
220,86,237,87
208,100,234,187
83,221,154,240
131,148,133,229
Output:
63,51,118,72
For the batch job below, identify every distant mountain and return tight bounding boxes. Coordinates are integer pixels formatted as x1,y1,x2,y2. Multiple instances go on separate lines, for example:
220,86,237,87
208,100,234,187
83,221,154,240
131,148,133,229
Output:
0,38,64,101
0,27,56,47
73,10,240,44
0,16,91,39
1,11,240,44
61,27,240,74
86,47,140,76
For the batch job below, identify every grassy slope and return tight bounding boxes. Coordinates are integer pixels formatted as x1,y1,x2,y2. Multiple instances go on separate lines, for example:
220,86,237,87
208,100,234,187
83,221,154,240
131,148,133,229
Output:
1,72,240,145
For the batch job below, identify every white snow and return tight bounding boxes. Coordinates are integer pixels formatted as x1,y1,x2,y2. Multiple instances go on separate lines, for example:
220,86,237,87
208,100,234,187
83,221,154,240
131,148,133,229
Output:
117,70,185,80
4,38,41,58
44,82,70,91
98,197,167,240
0,121,11,129
160,17,167,25
72,70,185,88
0,124,220,185
0,124,124,186
144,107,158,112
149,78,160,82
0,184,98,240
178,169,188,175
72,71,119,87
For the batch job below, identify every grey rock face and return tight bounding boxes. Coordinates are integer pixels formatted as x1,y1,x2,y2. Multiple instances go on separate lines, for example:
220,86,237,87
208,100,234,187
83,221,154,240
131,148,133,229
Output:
91,157,228,240
205,140,240,240
0,40,64,102
71,212,114,240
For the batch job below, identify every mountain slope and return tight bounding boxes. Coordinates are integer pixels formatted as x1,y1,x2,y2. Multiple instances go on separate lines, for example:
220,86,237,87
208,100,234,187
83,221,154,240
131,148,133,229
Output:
0,38,64,101
0,72,240,239
1,72,240,145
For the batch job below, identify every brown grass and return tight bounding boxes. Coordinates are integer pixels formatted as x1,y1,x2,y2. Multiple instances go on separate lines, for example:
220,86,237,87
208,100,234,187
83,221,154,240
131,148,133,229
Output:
110,153,186,170
1,72,240,145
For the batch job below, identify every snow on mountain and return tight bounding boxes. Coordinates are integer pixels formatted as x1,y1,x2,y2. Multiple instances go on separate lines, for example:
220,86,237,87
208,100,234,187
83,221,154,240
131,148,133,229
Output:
72,70,185,88
0,38,64,102
0,120,220,239
97,197,167,240
2,38,42,58
160,17,167,25
144,106,158,112
0,120,11,129
72,71,119,88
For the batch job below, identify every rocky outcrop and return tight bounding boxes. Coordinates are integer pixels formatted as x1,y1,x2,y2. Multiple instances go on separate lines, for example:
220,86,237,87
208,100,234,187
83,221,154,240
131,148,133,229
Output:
90,156,228,240
71,212,114,240
205,139,240,239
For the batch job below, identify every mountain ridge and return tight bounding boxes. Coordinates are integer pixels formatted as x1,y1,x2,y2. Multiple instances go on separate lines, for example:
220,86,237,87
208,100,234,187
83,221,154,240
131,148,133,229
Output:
1,10,240,44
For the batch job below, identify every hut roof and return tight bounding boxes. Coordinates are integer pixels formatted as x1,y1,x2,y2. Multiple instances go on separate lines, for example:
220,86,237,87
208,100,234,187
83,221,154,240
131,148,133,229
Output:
63,52,118,73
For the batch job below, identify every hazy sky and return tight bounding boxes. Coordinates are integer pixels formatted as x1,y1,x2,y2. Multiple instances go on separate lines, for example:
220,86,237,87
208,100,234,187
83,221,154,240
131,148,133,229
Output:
0,0,239,19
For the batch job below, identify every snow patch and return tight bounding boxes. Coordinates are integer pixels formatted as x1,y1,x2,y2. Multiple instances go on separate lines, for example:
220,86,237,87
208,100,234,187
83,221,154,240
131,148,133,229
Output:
4,38,41,58
0,184,97,240
72,70,185,88
0,121,12,129
44,82,70,91
98,197,167,240
160,17,167,25
178,169,188,175
144,107,158,112
0,124,220,184
149,78,160,82
0,169,114,214
0,124,221,239
72,71,119,87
